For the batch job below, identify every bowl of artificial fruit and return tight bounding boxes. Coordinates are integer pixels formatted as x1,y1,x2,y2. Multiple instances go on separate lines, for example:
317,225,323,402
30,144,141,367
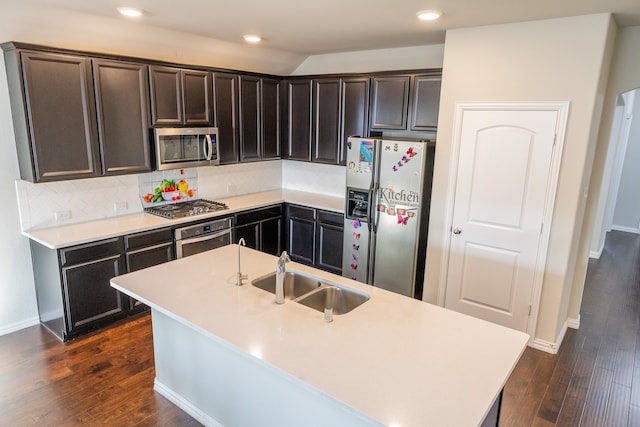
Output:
156,179,181,202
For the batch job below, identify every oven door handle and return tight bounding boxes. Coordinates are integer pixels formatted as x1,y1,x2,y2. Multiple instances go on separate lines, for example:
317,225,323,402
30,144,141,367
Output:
178,229,231,245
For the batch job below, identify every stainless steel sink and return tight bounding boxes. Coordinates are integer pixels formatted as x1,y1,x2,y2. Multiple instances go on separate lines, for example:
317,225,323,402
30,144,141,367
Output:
251,271,369,315
251,271,322,300
296,285,370,315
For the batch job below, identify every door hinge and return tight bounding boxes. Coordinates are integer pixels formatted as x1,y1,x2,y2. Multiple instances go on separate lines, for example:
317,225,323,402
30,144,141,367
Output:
528,305,532,316
553,133,557,147
540,222,544,235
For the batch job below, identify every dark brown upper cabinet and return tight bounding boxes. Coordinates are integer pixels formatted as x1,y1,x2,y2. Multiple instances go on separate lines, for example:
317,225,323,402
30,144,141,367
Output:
409,74,441,131
149,65,213,126
261,78,281,159
4,49,101,182
283,79,312,161
93,59,152,175
239,75,261,162
213,72,240,164
340,77,370,164
370,72,441,133
369,75,411,130
312,78,341,164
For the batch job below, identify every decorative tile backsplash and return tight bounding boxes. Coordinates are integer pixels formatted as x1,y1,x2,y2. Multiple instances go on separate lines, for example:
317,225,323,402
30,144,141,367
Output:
15,160,345,231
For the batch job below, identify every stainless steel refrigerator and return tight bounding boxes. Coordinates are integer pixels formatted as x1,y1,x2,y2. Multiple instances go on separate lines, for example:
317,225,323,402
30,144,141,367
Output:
342,137,435,299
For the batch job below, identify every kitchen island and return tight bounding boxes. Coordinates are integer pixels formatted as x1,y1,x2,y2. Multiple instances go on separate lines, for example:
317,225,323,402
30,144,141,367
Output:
111,244,528,426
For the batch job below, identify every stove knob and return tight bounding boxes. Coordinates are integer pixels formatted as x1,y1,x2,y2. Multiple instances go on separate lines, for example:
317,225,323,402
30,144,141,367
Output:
188,209,194,216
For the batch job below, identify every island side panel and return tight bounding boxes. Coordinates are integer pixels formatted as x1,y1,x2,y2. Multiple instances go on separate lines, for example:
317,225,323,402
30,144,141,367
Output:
151,309,384,427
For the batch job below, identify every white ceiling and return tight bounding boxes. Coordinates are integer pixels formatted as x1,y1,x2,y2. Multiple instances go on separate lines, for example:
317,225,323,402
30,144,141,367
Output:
31,0,640,55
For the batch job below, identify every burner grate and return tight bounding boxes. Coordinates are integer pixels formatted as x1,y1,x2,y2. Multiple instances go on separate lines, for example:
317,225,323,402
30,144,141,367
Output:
144,199,228,219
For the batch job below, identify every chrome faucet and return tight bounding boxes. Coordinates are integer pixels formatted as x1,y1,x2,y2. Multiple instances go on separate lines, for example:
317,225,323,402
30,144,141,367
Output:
275,251,290,304
237,238,248,286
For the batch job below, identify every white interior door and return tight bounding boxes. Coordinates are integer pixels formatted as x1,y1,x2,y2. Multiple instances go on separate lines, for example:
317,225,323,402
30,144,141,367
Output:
444,107,562,333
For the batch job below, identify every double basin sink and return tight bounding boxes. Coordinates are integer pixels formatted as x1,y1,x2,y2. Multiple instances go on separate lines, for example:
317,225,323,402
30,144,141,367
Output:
251,271,370,315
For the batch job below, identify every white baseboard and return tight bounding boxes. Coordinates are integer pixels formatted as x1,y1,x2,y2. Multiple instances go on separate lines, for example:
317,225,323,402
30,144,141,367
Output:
154,379,223,427
530,321,569,354
567,315,580,329
589,248,603,259
0,316,39,337
610,225,640,234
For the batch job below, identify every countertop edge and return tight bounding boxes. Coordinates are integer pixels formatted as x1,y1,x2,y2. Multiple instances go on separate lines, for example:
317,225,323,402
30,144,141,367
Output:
22,189,344,249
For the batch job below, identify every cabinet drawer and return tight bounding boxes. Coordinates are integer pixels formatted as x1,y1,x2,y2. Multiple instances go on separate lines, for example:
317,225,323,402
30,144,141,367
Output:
317,210,343,227
124,227,173,251
60,237,124,267
236,204,283,226
126,242,174,272
286,204,315,221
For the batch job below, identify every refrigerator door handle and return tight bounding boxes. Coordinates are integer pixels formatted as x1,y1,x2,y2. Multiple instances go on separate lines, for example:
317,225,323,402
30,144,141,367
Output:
372,140,383,234
367,141,378,233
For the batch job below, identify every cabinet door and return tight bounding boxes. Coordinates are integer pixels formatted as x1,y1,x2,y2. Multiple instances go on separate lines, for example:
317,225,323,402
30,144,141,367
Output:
93,59,152,175
409,74,441,131
62,254,127,335
261,216,283,256
369,75,410,130
316,222,344,274
287,217,315,265
261,78,281,159
213,72,240,164
126,242,174,313
284,80,312,161
239,75,261,162
340,77,369,165
235,223,260,250
316,210,344,274
149,65,183,126
312,78,341,164
20,51,100,182
183,69,213,126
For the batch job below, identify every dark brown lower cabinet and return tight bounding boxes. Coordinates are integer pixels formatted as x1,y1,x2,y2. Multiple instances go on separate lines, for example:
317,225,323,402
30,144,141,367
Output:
315,210,344,275
124,227,174,313
286,204,344,274
234,205,283,256
30,229,174,341
63,253,127,333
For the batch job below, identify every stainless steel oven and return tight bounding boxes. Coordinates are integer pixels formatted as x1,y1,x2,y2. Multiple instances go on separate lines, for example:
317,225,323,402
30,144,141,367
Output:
174,217,232,258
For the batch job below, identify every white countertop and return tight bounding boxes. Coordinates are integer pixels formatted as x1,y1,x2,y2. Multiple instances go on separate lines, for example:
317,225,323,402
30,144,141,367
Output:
23,189,344,249
111,244,528,427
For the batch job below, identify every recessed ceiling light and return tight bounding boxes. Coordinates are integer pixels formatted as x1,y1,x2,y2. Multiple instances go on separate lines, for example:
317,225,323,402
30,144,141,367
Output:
416,10,442,21
243,35,262,43
117,7,144,17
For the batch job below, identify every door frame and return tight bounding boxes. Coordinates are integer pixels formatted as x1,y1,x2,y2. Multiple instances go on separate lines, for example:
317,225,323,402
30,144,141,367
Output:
437,102,570,341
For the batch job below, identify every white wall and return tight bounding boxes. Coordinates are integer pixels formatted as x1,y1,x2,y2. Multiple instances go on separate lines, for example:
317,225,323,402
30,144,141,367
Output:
587,26,640,258
291,45,445,75
611,92,640,230
0,55,39,335
424,14,615,346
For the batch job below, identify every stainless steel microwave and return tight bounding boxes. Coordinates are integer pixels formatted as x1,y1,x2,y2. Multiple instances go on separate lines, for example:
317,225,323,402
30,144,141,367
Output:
154,127,219,170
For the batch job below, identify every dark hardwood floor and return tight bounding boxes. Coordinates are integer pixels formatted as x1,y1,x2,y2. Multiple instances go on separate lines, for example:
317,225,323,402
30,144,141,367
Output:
501,230,640,426
0,314,200,426
1,230,639,426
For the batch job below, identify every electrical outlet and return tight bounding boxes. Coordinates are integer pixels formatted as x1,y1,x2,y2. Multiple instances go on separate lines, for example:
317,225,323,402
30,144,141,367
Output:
113,201,128,212
54,210,71,221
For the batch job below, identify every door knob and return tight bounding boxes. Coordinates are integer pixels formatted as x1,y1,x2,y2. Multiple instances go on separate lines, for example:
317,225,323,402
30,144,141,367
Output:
453,227,462,235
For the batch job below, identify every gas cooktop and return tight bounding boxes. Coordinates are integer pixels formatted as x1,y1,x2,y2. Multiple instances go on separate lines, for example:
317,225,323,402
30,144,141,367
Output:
144,199,228,219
